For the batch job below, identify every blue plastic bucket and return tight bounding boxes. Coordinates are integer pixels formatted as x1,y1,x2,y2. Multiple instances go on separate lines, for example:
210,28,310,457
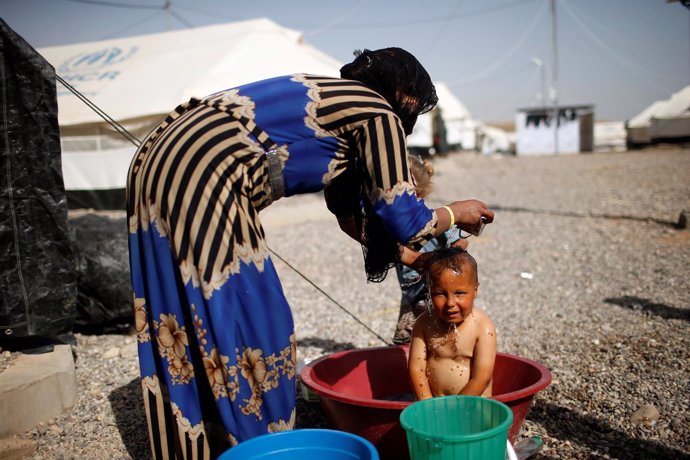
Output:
218,428,380,460
400,396,513,460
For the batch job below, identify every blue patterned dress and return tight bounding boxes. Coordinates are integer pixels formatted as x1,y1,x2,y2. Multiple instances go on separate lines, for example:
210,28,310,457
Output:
127,74,438,458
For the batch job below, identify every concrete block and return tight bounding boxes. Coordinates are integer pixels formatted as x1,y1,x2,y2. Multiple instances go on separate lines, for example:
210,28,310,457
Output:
0,437,38,460
0,345,77,437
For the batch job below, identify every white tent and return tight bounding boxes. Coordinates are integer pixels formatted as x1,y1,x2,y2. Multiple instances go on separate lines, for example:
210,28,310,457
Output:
477,124,511,155
627,85,690,146
433,83,480,150
594,121,626,152
407,82,480,153
407,82,511,155
38,18,342,208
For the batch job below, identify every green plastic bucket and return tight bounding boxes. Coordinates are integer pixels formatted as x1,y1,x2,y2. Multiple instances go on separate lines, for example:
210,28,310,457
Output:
400,396,513,460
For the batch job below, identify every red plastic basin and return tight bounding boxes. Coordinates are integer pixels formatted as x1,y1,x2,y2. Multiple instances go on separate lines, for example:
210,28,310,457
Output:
300,345,551,460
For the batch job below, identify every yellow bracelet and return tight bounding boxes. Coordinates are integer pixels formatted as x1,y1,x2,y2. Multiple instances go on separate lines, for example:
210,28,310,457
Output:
442,205,455,228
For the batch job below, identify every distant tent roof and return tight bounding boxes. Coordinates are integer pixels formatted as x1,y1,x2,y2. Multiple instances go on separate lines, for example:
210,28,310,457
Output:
433,82,473,123
408,82,480,150
628,85,690,128
38,18,342,126
36,18,343,209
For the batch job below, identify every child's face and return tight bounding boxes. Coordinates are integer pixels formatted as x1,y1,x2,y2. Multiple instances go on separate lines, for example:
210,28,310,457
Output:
429,265,478,325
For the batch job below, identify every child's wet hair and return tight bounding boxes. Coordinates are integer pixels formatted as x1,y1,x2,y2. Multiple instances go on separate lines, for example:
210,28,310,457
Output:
425,247,478,285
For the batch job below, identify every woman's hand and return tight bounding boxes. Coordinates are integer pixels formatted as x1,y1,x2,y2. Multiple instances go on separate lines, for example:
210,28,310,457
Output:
450,238,469,250
398,245,424,272
454,199,494,233
435,199,494,237
399,238,468,272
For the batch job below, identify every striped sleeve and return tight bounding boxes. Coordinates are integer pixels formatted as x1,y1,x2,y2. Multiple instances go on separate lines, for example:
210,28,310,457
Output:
298,75,437,246
355,113,436,247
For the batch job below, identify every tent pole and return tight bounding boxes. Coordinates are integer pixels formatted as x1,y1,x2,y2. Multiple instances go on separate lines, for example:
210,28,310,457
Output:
551,0,559,154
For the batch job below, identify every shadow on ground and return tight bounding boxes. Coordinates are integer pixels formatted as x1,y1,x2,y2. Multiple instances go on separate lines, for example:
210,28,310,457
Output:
604,296,690,322
529,400,690,459
296,336,356,430
296,396,328,429
109,378,152,460
297,337,357,354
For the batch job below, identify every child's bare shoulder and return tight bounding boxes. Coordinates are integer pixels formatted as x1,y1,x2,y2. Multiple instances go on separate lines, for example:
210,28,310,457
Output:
471,308,495,328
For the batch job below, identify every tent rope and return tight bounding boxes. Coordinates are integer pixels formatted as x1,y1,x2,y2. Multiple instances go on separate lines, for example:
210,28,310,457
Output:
269,248,392,346
58,79,392,346
56,75,142,148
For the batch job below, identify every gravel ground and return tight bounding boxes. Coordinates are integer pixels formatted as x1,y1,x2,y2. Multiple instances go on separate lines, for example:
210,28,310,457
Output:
2,148,689,459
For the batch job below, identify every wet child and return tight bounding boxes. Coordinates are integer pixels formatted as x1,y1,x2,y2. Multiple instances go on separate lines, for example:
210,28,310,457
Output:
392,155,465,344
408,247,496,399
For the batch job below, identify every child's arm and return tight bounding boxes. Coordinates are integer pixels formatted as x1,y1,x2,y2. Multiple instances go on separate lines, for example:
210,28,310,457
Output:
408,315,433,400
460,314,496,396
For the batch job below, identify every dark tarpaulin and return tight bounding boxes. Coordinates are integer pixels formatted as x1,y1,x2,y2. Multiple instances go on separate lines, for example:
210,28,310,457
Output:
67,188,126,211
0,19,77,338
69,214,133,332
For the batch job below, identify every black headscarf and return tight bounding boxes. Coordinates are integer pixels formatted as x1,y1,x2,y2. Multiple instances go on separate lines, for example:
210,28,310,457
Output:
340,47,438,135
338,48,438,282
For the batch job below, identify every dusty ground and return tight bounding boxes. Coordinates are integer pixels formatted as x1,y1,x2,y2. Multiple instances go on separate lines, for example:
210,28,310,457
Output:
2,147,689,459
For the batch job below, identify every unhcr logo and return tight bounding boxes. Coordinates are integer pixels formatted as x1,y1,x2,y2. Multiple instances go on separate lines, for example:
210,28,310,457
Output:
58,46,138,83
59,46,138,72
